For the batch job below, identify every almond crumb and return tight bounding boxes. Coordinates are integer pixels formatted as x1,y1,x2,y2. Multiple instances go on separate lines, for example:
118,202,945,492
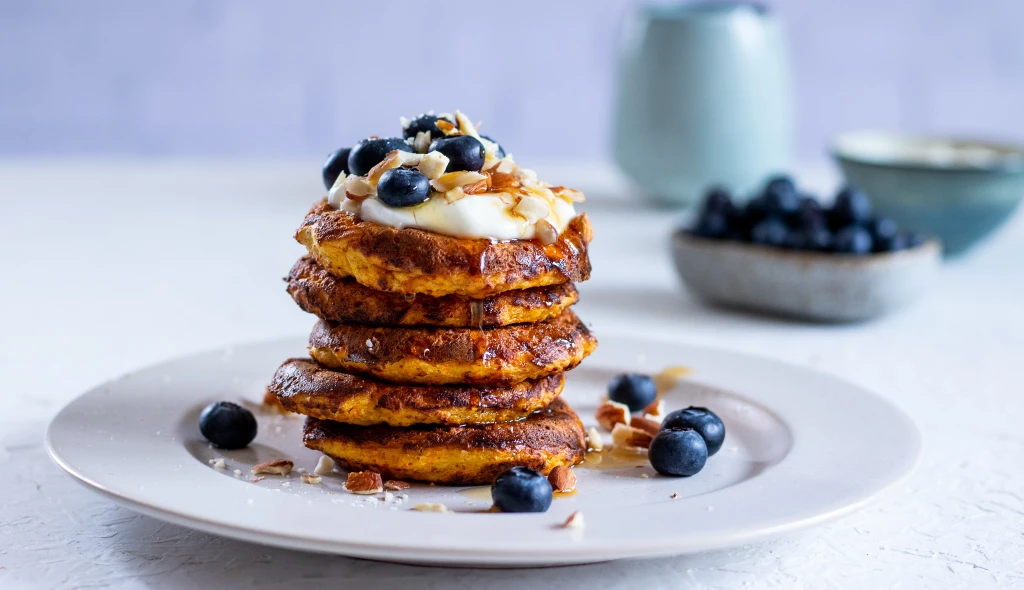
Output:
345,470,383,494
208,458,226,470
313,455,335,476
548,466,576,493
640,473,650,479
611,423,653,450
671,493,678,499
561,510,585,530
642,398,665,419
595,400,631,431
630,416,661,437
587,427,604,452
384,480,411,491
301,474,322,485
412,503,451,513
250,459,293,476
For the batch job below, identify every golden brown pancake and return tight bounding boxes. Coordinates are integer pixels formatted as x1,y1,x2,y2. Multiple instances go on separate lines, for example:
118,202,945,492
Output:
270,358,564,426
302,397,586,485
295,200,593,298
308,309,597,386
286,256,578,328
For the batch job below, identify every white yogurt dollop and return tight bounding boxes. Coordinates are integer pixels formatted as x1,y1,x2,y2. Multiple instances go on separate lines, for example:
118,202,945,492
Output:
357,194,577,240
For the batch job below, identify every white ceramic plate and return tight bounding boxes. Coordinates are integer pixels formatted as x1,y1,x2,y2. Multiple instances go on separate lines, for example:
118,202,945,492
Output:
47,335,919,567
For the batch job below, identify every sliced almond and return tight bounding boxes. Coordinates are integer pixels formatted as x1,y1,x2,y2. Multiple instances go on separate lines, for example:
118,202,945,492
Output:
327,171,348,207
587,427,604,452
430,170,486,193
595,400,631,431
488,170,521,191
444,186,466,204
560,510,585,530
534,219,558,245
642,399,665,420
412,503,452,513
418,151,450,180
495,156,518,175
250,460,293,476
344,175,375,200
630,416,661,437
454,110,479,137
513,195,550,224
548,466,577,493
313,455,335,476
344,470,383,494
413,130,432,153
301,474,322,485
462,179,489,195
436,119,457,136
384,480,411,491
611,423,653,450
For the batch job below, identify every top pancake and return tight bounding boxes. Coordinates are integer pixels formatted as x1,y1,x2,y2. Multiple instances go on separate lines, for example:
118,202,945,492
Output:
286,256,578,328
295,200,593,298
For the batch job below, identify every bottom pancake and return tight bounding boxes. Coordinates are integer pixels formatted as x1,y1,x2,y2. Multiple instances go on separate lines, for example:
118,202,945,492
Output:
271,358,564,426
302,398,586,485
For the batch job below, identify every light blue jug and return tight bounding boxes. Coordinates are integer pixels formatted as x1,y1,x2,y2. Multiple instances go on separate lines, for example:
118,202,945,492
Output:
614,2,793,206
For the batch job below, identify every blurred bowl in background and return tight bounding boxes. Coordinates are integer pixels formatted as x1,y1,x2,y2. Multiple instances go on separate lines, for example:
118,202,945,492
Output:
672,231,941,322
833,131,1024,256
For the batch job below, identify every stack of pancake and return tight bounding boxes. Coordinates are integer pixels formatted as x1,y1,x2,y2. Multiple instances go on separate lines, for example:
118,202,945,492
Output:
268,201,597,485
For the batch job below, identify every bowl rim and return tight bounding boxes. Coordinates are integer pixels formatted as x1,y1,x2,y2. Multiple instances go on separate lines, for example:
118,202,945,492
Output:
831,130,1024,174
672,229,943,264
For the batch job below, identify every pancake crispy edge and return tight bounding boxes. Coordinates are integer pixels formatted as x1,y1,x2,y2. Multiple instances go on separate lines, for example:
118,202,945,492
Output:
302,398,586,485
295,200,593,298
270,358,564,426
308,309,598,386
286,256,579,328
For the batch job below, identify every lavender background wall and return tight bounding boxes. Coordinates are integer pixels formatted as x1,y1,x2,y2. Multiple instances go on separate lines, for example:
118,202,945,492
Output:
2,0,1022,161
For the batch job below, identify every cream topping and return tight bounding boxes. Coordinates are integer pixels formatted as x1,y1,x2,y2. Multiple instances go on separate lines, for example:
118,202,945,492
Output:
327,110,584,242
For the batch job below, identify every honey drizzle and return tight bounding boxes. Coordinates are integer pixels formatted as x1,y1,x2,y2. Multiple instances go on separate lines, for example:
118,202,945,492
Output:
653,365,692,395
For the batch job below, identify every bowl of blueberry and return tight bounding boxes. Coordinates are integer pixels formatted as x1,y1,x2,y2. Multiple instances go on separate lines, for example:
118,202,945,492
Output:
672,175,941,322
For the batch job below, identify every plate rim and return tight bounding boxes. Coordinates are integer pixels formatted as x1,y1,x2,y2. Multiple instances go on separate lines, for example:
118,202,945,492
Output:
45,335,922,565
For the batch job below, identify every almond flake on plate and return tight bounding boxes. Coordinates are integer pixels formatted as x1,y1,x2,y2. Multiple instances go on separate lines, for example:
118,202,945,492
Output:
251,460,293,476
595,400,631,431
345,470,383,494
560,511,585,530
412,503,452,513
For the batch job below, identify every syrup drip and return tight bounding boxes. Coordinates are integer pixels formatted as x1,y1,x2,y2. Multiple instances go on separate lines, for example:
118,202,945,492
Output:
653,365,692,395
578,448,648,471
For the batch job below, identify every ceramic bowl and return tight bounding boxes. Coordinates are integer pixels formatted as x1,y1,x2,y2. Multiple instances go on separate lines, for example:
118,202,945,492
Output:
833,131,1024,256
672,231,941,322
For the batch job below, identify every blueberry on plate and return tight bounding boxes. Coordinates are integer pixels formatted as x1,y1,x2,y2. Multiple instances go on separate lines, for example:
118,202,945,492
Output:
833,225,874,254
377,168,431,207
762,175,800,215
428,135,486,172
661,406,726,455
830,186,873,227
648,428,708,477
347,138,413,176
322,147,351,190
750,217,789,247
607,373,657,412
199,401,257,450
491,466,553,513
481,135,506,158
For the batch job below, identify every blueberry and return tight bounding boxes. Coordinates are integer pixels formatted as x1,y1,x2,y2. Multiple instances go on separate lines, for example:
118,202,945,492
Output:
199,401,257,450
833,225,874,254
692,211,729,239
830,186,873,227
648,428,708,477
607,373,657,412
867,217,900,252
428,135,486,172
661,406,726,456
322,147,351,190
743,195,770,225
377,168,431,208
403,114,453,139
491,466,553,513
750,217,789,247
481,135,506,158
793,195,827,229
762,175,800,215
347,138,413,176
785,226,833,251
700,186,733,216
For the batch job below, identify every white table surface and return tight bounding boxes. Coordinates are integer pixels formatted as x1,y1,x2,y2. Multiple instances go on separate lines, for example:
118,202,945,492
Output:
1,160,1022,589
